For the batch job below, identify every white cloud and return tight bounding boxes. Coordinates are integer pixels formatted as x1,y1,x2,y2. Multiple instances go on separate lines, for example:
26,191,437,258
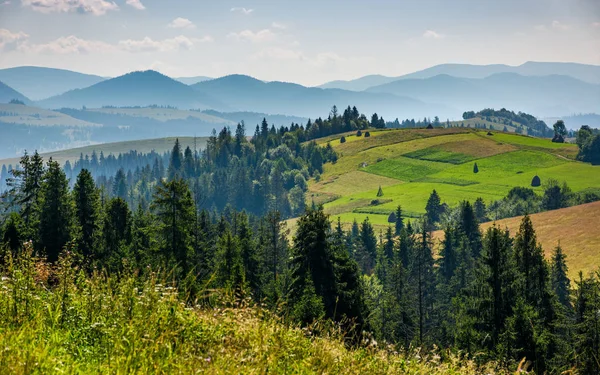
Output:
168,17,196,29
18,35,114,54
534,24,548,32
552,20,570,31
118,35,212,52
0,29,29,49
228,29,275,43
230,7,253,15
271,22,286,30
592,22,600,28
20,0,119,15
14,34,212,55
125,0,144,10
423,30,444,39
1,1,11,5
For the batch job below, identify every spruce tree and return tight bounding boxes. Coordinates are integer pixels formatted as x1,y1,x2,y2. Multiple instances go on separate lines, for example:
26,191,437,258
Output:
394,205,404,235
551,244,571,309
73,169,101,262
168,138,183,180
152,178,195,275
425,190,442,225
39,158,73,262
103,198,132,267
216,229,245,292
112,169,127,200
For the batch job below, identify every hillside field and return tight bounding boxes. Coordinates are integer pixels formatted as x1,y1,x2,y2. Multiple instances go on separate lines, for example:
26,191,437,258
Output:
0,137,207,167
431,201,600,279
309,128,598,229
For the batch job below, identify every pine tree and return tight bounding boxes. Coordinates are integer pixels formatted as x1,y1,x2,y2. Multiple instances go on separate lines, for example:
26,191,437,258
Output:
377,186,384,197
112,169,127,200
73,169,101,262
412,225,435,345
152,178,195,275
551,244,571,309
394,205,404,235
216,229,245,292
168,138,183,180
39,158,73,262
438,226,458,282
425,190,442,225
103,198,132,267
481,225,515,346
458,201,483,258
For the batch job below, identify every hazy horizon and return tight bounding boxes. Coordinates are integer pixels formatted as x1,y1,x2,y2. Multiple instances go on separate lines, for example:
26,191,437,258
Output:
1,0,599,86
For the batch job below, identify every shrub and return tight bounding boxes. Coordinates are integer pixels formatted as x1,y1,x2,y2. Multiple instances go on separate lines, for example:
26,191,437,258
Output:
356,130,362,137
340,136,346,143
531,175,541,187
473,163,479,174
365,131,371,137
487,132,493,136
370,199,381,205
552,134,565,143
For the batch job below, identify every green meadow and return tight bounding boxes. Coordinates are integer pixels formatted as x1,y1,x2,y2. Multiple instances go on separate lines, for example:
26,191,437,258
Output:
308,128,596,229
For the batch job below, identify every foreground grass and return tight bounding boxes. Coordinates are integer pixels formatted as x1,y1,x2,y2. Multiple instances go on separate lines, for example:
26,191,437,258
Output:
0,252,515,374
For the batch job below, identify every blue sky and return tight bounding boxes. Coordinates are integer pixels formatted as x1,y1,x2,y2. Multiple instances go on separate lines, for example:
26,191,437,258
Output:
0,0,599,85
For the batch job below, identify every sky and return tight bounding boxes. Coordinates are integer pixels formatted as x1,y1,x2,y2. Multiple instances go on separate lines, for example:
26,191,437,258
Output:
0,0,599,86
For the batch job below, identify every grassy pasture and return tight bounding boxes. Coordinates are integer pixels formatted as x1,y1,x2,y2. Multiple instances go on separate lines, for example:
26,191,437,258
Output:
432,201,600,279
312,128,600,231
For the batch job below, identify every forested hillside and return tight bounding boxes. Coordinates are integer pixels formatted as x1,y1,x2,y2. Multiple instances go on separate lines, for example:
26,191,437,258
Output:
1,106,600,373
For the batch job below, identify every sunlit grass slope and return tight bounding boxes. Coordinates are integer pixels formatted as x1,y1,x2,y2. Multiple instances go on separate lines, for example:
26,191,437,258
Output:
309,128,593,229
0,254,513,374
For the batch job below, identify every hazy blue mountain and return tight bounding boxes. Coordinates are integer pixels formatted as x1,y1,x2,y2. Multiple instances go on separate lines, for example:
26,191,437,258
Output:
318,75,397,91
319,61,600,90
0,81,31,105
175,76,213,85
37,70,227,110
192,75,447,119
0,66,106,100
366,73,600,117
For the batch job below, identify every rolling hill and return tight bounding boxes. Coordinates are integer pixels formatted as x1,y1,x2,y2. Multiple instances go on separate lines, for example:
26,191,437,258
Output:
318,61,600,90
366,73,600,117
37,70,228,111
0,81,31,105
307,128,599,233
432,201,600,279
192,75,446,119
0,66,106,100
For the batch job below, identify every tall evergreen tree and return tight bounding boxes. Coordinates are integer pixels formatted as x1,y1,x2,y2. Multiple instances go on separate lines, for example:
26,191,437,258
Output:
152,178,195,275
394,205,404,235
39,158,73,262
168,138,183,180
73,169,101,262
551,244,571,309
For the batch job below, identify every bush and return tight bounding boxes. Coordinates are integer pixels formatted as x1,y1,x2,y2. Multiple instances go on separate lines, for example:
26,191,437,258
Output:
370,199,381,206
340,136,346,144
531,175,541,187
552,134,565,143
365,131,371,138
356,130,362,137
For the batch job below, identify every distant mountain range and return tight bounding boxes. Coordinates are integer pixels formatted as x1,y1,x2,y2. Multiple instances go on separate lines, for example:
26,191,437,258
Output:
0,81,31,105
0,66,106,100
37,71,228,111
319,61,600,91
366,73,600,117
190,74,445,119
174,76,213,85
0,61,597,122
